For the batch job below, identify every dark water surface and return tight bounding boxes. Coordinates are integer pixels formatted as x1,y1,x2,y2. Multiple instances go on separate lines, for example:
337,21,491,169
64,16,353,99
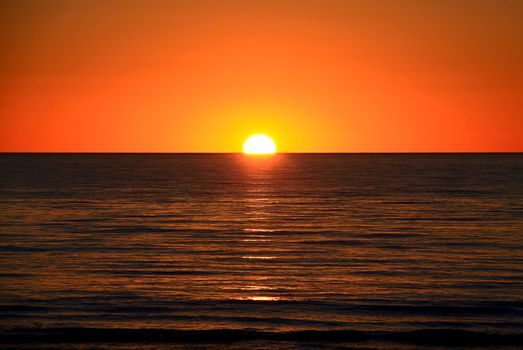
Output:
1,154,522,348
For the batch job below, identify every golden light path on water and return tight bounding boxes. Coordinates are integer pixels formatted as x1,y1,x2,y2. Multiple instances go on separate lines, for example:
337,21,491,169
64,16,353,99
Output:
233,154,281,302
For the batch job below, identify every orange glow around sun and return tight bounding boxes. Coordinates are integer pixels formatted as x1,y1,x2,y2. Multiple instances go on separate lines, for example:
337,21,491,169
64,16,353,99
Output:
1,1,522,152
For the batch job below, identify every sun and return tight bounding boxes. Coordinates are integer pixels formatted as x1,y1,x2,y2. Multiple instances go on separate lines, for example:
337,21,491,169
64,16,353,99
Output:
243,134,277,155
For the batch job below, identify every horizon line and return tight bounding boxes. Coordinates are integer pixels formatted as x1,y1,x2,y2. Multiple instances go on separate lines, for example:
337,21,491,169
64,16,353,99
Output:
1,152,522,155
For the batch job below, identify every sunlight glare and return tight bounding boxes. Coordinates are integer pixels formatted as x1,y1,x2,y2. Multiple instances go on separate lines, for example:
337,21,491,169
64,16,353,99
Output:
243,134,277,154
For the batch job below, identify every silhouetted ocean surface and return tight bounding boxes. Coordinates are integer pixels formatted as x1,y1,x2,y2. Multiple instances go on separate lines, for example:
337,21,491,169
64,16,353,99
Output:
1,153,522,349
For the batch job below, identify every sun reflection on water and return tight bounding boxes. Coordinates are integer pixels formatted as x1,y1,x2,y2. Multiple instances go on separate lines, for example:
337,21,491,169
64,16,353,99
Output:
243,228,275,232
240,285,275,291
236,296,281,302
234,158,284,302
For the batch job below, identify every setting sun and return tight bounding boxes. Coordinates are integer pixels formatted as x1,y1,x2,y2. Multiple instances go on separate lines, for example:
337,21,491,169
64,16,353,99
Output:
243,134,277,155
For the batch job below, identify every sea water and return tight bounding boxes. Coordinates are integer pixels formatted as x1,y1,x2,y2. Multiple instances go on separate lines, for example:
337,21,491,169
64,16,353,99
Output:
1,154,522,348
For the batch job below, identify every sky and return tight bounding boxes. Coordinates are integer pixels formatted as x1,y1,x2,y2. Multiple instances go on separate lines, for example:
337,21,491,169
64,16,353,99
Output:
1,0,522,152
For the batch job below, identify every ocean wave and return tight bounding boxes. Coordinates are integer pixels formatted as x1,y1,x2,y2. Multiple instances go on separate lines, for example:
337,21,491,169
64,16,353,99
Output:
3,299,522,316
1,328,521,346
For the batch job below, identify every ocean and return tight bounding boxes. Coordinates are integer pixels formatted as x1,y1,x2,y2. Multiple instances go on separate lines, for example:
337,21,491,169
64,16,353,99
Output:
1,153,522,349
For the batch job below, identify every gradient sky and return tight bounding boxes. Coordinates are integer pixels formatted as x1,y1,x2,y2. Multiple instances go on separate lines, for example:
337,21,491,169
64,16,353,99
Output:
1,0,522,152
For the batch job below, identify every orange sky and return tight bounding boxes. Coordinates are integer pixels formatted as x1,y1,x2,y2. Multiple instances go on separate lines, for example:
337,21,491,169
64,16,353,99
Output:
1,0,522,152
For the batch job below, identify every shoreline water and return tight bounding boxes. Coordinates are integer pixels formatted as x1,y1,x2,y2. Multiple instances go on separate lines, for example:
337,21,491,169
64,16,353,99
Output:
1,327,522,347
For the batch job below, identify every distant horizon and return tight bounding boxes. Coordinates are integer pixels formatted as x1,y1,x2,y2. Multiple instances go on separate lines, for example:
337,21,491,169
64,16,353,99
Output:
2,151,522,155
